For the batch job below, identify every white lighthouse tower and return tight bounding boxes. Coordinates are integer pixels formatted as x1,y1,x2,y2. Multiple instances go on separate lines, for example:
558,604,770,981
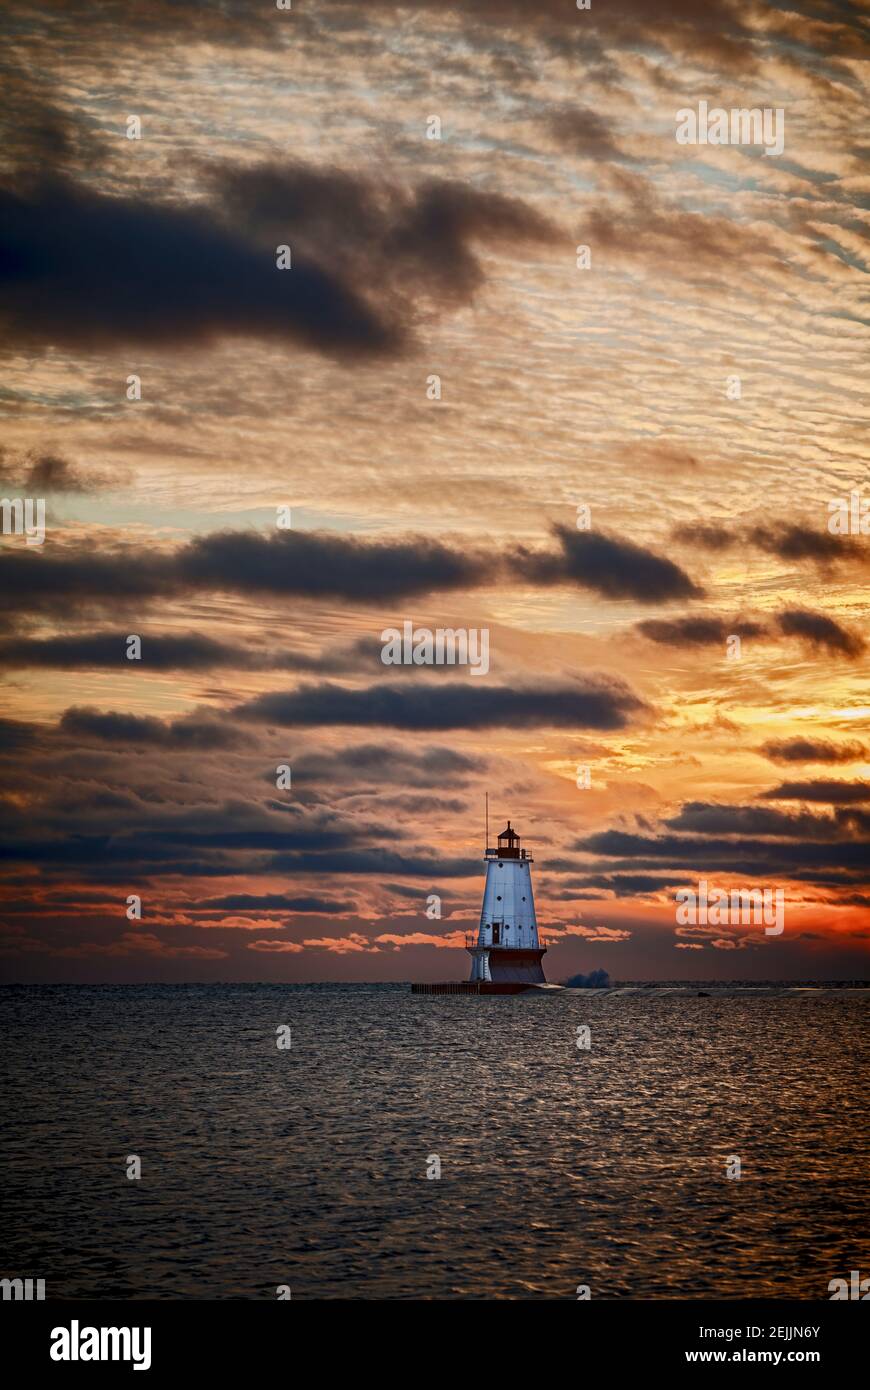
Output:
466,820,548,992
412,813,552,995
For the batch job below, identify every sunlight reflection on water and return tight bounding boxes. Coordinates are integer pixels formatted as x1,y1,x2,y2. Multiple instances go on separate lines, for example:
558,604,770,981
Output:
1,983,867,1299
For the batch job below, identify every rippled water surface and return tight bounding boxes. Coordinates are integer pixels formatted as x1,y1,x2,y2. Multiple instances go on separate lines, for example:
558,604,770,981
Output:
1,984,867,1299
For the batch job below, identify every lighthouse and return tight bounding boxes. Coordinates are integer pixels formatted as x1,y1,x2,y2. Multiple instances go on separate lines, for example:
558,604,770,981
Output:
413,819,551,995
467,821,547,990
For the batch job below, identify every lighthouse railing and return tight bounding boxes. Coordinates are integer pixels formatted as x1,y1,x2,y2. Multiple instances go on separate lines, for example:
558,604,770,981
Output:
465,932,547,951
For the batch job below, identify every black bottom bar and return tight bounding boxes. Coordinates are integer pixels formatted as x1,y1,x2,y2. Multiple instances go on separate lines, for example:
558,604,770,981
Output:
4,1298,864,1376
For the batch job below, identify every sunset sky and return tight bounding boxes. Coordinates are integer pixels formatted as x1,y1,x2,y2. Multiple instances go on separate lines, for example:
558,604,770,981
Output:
1,0,868,982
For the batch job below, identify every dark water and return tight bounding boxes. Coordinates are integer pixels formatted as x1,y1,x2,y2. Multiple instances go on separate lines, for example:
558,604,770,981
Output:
1,984,867,1300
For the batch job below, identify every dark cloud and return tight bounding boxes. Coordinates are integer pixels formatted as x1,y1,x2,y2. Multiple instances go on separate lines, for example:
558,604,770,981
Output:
0,177,400,359
0,717,36,751
760,780,870,805
685,521,863,567
198,894,355,915
25,453,90,492
545,107,625,160
0,633,247,672
0,549,176,618
514,525,702,604
676,523,734,552
1,0,278,52
265,849,479,878
374,792,468,816
236,677,647,731
0,62,109,182
636,615,765,646
15,843,477,885
665,801,845,840
635,608,864,658
326,0,755,67
0,529,491,615
573,819,870,880
562,873,681,897
213,163,562,310
178,528,489,602
586,167,778,274
0,630,363,674
291,742,480,789
384,883,453,902
0,793,408,879
776,607,865,658
1,523,708,616
59,707,250,749
0,449,109,494
3,0,759,69
759,737,867,765
0,165,560,360
748,523,862,565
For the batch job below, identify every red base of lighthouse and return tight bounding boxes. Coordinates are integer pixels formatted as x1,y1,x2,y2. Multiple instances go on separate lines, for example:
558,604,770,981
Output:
480,945,547,987
412,947,550,995
412,980,552,995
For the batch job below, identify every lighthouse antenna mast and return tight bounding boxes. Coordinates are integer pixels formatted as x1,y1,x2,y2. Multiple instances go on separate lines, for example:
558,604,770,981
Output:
485,792,488,853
